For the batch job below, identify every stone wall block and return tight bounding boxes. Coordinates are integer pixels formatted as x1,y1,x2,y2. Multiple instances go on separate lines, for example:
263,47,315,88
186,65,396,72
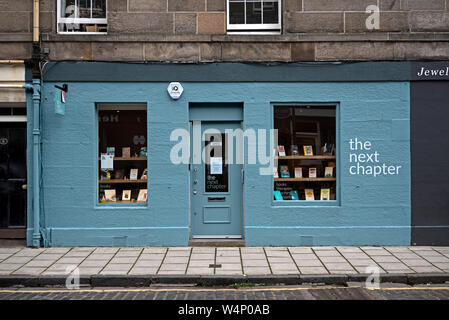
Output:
291,42,315,61
129,0,167,12
168,0,205,12
410,12,449,32
92,42,144,61
108,12,174,34
303,0,375,11
145,43,200,61
175,13,197,34
401,0,445,10
109,0,129,12
200,43,222,61
198,12,226,34
0,12,30,33
316,42,395,60
345,11,410,33
207,0,225,11
222,43,291,61
0,43,32,60
395,42,449,60
285,0,303,12
46,42,93,60
286,12,344,33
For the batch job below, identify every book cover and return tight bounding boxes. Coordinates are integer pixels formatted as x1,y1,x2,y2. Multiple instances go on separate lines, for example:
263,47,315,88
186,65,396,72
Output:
325,167,333,178
141,168,148,180
114,169,125,180
273,190,283,201
139,147,147,157
104,189,116,202
305,189,315,201
122,190,131,201
291,145,299,156
309,168,317,178
280,165,290,178
137,189,148,202
294,167,302,178
100,154,114,170
130,168,138,180
291,190,299,200
320,188,330,200
122,147,131,158
303,145,313,156
106,147,115,156
324,143,334,155
101,169,111,180
273,167,279,178
278,145,286,156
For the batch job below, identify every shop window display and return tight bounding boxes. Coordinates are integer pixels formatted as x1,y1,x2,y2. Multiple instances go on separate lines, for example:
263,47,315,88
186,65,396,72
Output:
274,105,337,201
97,103,147,204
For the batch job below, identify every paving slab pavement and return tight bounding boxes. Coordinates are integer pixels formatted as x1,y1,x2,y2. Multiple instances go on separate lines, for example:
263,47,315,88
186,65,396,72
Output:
0,246,448,287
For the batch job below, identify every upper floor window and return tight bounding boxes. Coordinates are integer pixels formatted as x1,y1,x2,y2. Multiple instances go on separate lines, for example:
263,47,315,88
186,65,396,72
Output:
57,0,107,34
227,0,281,33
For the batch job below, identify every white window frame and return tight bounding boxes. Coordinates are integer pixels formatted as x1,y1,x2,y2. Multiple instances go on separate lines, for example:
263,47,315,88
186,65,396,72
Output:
57,0,107,34
226,0,282,33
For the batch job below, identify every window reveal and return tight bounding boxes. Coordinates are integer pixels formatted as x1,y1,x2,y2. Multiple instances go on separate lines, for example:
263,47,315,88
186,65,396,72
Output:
97,104,147,204
274,105,337,202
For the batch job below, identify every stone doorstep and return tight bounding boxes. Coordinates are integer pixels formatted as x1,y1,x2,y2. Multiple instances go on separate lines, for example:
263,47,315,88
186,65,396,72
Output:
0,273,449,288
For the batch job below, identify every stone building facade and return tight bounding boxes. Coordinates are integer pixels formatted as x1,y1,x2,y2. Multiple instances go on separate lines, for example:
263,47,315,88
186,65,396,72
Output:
1,0,449,62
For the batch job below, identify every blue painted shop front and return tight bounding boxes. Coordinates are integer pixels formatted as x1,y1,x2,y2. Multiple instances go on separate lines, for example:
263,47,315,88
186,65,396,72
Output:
25,63,411,247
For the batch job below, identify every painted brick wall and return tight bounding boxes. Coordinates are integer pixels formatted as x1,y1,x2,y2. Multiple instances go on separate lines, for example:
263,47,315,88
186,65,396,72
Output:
1,0,449,61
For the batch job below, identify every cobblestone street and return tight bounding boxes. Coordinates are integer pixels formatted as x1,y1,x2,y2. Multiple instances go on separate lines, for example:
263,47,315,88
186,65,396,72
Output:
1,285,449,300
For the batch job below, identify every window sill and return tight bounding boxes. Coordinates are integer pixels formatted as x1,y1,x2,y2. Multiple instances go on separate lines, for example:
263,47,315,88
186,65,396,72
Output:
226,31,281,35
95,202,148,210
272,200,340,208
57,32,107,35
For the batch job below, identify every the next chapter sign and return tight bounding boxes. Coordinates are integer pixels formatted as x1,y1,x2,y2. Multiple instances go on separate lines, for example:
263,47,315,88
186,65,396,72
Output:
412,62,449,80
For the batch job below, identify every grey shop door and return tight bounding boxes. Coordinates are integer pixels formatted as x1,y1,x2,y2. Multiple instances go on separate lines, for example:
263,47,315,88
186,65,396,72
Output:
190,121,243,239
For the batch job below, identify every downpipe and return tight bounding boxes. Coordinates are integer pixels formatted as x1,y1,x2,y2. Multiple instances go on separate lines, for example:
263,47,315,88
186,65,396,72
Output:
23,80,42,247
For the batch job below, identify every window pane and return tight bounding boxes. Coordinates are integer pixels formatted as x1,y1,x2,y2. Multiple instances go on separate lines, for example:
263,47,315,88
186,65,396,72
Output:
263,1,278,24
246,0,262,24
205,134,229,193
98,104,148,204
92,0,106,18
229,0,245,24
61,0,76,18
274,106,337,201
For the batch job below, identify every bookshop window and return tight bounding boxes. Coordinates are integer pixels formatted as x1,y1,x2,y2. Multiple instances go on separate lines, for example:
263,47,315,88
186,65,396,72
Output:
274,105,337,202
98,103,147,204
